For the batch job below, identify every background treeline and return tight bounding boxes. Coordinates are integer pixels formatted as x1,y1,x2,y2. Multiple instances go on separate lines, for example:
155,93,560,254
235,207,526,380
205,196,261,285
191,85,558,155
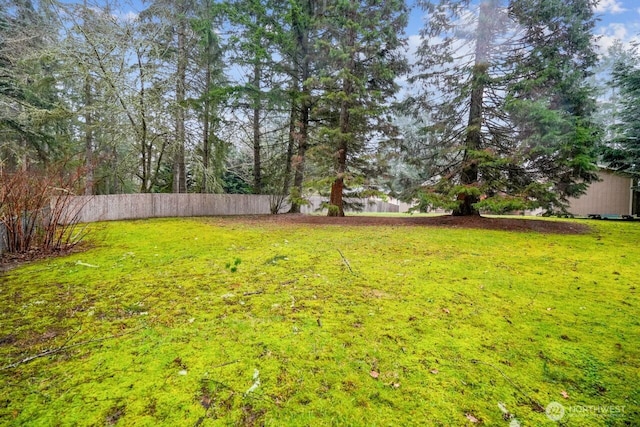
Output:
1,0,638,216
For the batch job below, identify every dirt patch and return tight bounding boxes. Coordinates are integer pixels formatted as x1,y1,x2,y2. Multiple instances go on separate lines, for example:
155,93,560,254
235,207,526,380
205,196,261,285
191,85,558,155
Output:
222,214,591,234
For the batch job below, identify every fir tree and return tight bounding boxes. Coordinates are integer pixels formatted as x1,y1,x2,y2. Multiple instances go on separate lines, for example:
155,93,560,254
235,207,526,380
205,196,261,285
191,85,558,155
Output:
602,49,640,177
318,0,408,217
409,0,600,215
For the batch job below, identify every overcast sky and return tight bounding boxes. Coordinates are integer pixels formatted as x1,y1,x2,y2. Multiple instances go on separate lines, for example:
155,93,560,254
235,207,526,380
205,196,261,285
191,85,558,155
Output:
108,0,640,57
404,0,640,54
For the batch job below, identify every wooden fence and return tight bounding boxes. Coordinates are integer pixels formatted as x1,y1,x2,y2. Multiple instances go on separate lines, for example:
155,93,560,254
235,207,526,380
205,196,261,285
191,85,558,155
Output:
62,194,399,223
0,194,400,254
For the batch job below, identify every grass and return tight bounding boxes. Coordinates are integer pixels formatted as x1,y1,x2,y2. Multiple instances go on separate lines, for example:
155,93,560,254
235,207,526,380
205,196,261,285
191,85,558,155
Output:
0,217,639,426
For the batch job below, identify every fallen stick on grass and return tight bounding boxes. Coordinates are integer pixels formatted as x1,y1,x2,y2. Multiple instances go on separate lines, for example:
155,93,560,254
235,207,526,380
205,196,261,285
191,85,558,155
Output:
0,327,143,371
337,249,355,275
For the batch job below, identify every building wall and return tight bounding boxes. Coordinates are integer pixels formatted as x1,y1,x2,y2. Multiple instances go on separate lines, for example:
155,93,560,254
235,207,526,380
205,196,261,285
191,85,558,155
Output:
568,171,633,216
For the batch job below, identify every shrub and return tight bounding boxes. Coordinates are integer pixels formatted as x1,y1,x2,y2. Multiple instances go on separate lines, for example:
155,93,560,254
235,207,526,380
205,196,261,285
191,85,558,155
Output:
0,165,88,255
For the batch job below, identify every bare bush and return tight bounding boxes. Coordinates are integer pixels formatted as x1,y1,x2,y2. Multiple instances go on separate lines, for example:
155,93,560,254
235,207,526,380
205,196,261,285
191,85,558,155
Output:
269,193,290,214
0,166,89,255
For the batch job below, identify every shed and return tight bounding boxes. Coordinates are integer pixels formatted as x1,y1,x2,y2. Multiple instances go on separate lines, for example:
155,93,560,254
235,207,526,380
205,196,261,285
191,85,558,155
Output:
568,169,638,216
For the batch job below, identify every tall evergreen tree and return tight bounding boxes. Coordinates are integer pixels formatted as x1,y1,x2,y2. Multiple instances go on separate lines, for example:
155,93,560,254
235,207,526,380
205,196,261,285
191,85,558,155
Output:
190,0,229,193
602,48,640,177
409,0,600,215
0,0,69,168
224,0,280,194
283,0,321,213
408,0,514,215
507,0,600,209
319,0,408,217
140,0,200,193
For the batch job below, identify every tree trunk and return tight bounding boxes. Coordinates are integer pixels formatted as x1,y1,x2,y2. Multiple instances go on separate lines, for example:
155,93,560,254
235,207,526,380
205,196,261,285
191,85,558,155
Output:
289,8,312,213
202,34,212,193
453,66,483,216
327,139,347,217
84,76,94,195
328,178,344,216
137,50,151,193
82,0,93,196
282,85,297,198
173,16,187,194
252,61,262,194
327,146,348,216
453,0,495,216
328,20,354,218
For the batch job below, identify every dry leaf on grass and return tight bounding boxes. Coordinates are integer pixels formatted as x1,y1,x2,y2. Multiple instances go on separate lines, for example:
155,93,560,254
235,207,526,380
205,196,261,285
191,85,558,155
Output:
465,413,480,423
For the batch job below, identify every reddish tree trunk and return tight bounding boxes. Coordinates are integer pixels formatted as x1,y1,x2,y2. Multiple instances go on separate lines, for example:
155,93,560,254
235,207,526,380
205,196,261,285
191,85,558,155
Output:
328,176,345,217
328,17,354,218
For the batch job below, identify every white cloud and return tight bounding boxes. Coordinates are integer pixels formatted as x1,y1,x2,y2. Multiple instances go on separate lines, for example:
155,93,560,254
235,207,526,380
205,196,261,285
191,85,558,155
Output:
594,22,640,54
603,22,629,40
594,0,627,14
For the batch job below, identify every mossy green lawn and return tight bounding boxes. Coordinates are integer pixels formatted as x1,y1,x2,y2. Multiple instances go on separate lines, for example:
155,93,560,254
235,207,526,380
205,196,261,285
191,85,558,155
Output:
1,218,638,426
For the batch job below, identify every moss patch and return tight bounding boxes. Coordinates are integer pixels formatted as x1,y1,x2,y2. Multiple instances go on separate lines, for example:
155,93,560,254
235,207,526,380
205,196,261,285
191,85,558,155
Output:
1,218,638,426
